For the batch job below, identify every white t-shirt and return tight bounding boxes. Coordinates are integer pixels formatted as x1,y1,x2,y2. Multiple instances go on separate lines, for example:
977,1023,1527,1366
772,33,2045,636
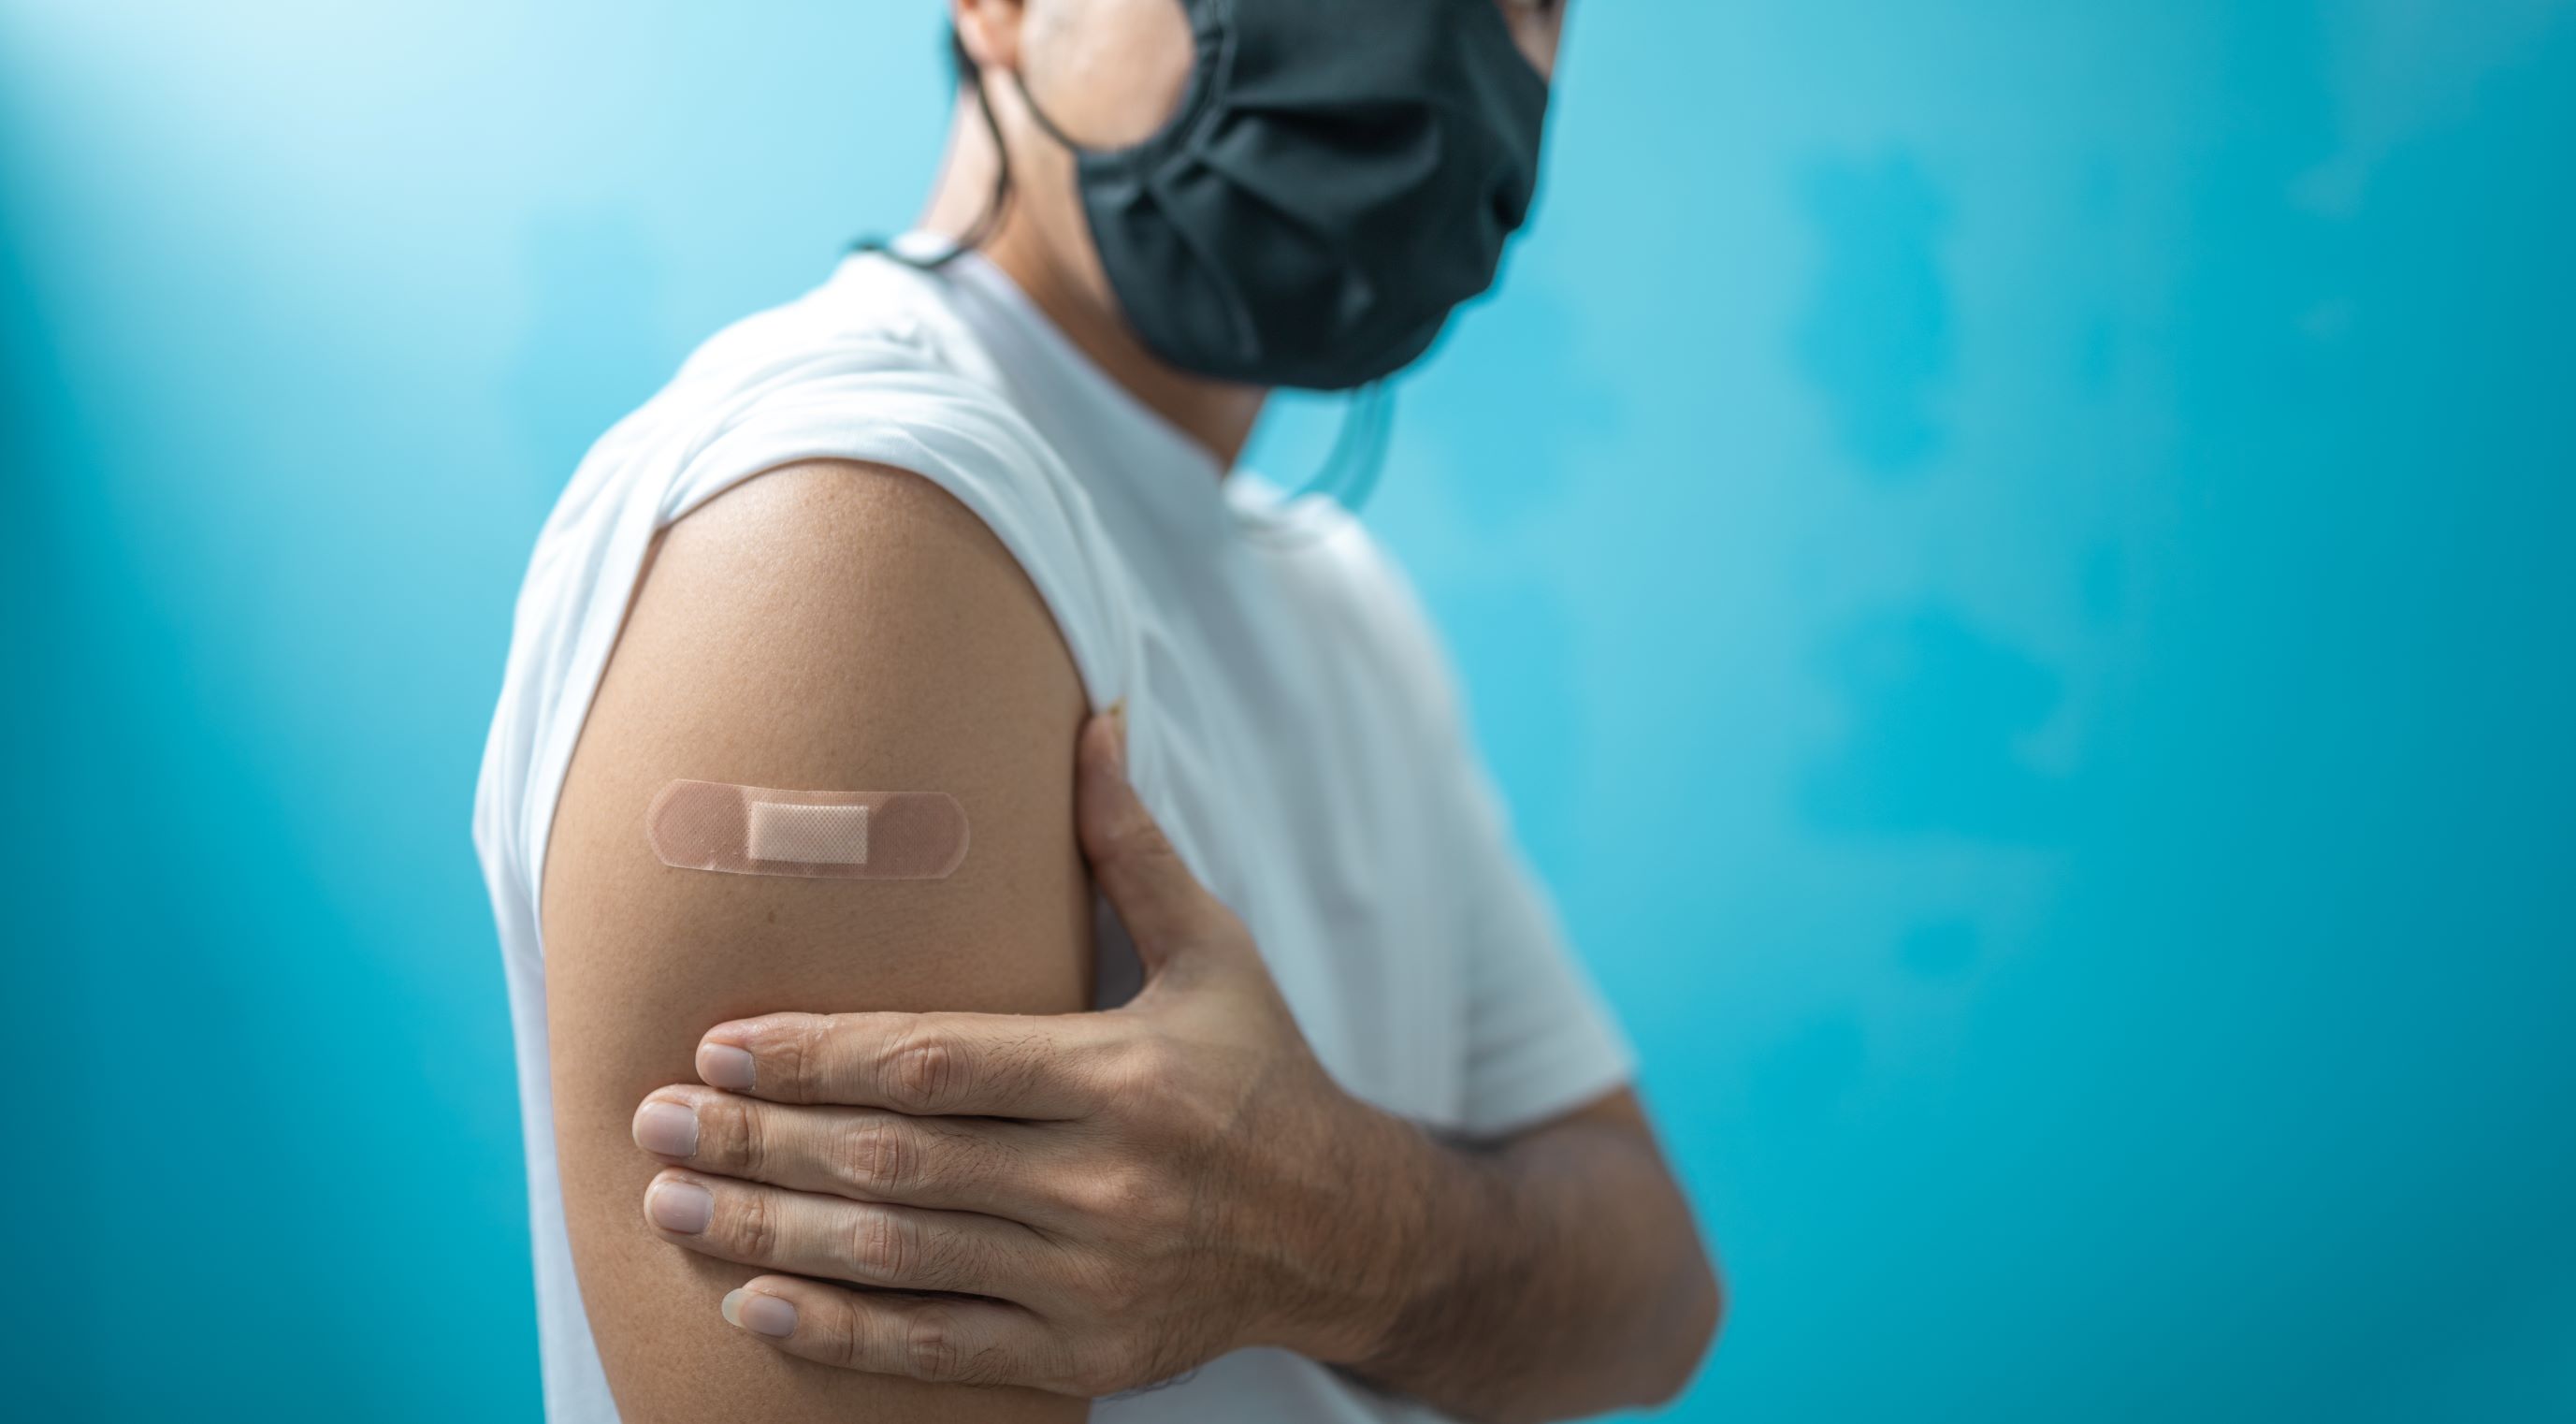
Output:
471,243,1634,1424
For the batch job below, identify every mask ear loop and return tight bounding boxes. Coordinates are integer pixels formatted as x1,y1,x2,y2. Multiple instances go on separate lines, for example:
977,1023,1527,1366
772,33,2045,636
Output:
1244,382,1397,546
852,32,1017,269
1310,381,1395,511
1010,66,1089,153
861,36,1397,538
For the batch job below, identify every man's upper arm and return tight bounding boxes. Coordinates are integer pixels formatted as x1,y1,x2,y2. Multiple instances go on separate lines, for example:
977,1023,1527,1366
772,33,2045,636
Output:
540,460,1095,1423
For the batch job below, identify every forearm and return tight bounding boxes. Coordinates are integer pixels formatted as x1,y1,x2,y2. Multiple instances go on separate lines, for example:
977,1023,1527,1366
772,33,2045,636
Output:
1324,1095,1722,1424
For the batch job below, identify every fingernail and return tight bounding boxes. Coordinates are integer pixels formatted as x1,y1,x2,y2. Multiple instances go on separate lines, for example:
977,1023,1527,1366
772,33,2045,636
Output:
727,1289,798,1338
632,1101,699,1157
1106,701,1129,775
646,1178,713,1234
698,1042,756,1090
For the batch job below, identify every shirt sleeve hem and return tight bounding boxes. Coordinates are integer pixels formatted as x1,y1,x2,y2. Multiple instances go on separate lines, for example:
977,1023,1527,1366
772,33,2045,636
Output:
1457,1024,1639,1140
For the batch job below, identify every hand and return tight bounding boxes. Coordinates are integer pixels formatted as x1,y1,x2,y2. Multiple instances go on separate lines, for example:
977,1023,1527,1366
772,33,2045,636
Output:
629,711,1425,1394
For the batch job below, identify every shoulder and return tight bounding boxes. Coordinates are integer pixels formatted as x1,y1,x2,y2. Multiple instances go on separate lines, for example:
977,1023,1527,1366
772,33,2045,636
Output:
644,261,1138,704
541,456,1093,993
543,457,1096,1004
647,460,1085,742
1237,487,1469,738
654,254,1055,479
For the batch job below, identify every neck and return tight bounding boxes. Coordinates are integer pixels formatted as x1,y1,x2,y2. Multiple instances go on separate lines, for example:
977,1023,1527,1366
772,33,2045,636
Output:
917,100,1266,470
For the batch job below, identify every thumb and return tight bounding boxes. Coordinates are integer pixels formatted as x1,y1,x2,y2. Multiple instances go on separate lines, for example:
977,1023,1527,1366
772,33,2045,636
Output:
1076,705,1236,976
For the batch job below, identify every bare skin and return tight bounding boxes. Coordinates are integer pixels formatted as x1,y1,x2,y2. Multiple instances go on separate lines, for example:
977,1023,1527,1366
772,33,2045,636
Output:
640,718,1724,1421
935,0,1565,461
544,465,1096,1423
546,2,1722,1420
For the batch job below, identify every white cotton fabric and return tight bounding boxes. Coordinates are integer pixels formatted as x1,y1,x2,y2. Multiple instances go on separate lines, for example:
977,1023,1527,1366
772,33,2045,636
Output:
470,241,1635,1424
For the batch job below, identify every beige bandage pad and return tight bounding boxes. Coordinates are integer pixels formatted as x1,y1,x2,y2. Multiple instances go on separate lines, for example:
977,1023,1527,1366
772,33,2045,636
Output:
646,780,969,879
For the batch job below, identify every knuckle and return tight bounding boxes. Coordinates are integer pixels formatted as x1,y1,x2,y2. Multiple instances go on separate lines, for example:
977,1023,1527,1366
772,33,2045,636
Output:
834,1301,873,1371
1087,1167,1161,1225
835,1115,913,1197
904,1305,966,1383
886,1030,962,1112
1087,1265,1149,1320
1104,1038,1172,1103
735,1020,800,1097
722,1098,767,1174
777,1017,839,1099
728,1189,779,1261
1065,1162,1126,1216
848,1207,917,1282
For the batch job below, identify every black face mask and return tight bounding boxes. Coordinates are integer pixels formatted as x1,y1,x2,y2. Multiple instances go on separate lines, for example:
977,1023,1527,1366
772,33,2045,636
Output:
1015,0,1551,391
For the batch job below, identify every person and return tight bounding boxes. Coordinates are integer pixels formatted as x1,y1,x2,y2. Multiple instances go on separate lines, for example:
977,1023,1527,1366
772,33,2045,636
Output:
471,1,1724,1419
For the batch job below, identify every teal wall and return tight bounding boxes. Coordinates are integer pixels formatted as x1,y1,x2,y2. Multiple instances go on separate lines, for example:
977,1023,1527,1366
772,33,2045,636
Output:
6,2,2570,1417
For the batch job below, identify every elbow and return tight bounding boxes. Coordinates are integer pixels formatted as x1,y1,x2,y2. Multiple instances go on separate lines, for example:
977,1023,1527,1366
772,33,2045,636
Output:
1639,1248,1726,1411
1470,1251,1724,1424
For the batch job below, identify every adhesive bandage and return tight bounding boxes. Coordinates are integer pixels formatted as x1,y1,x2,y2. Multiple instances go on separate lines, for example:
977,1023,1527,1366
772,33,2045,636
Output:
646,780,969,879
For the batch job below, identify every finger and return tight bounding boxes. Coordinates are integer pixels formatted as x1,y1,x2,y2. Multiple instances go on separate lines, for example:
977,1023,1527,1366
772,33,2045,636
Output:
1074,710,1237,970
634,1089,1078,1225
720,1276,1082,1392
643,1169,1052,1302
698,1010,1116,1117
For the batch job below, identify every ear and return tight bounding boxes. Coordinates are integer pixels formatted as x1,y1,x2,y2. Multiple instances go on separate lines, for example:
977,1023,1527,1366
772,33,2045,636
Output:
951,0,1030,76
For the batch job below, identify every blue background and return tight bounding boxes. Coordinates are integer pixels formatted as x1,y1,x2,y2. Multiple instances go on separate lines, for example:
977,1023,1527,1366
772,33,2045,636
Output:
6,1,2571,1418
